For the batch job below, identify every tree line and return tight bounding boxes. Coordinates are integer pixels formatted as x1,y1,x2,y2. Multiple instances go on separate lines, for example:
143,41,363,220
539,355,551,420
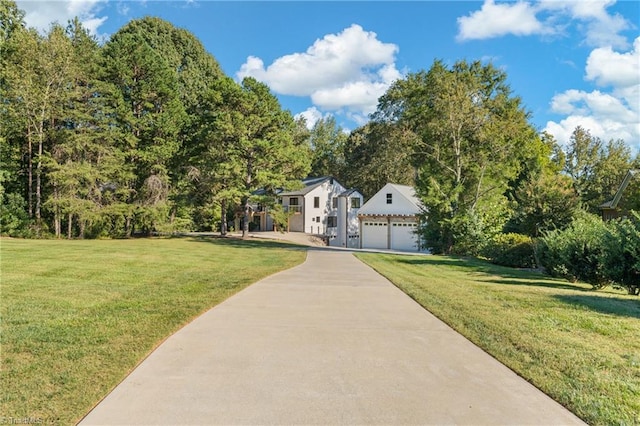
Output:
2,0,638,253
1,2,310,238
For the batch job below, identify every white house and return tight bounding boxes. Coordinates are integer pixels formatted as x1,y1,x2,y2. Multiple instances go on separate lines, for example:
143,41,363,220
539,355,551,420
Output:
272,176,362,238
329,188,364,249
358,183,423,251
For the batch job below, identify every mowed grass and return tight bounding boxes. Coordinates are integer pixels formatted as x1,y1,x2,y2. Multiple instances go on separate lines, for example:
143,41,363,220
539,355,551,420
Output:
1,237,305,425
356,253,640,426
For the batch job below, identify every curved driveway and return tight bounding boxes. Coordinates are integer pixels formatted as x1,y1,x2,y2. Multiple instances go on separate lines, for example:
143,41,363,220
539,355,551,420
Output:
80,249,584,425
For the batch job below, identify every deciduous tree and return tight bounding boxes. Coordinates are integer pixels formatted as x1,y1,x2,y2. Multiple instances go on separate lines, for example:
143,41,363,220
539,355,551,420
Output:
375,60,536,253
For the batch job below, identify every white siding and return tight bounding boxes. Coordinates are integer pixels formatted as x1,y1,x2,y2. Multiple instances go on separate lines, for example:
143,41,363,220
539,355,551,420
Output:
330,191,363,248
358,183,422,217
359,184,423,252
303,180,345,234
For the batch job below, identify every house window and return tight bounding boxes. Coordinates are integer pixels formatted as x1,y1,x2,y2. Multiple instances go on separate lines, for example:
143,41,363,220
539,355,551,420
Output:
351,198,360,208
386,193,392,204
327,216,337,227
289,197,299,206
314,196,320,208
332,197,338,208
316,216,320,223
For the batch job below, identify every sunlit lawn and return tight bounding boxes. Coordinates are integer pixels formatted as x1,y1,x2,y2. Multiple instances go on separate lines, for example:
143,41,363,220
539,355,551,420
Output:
356,253,640,426
0,237,305,424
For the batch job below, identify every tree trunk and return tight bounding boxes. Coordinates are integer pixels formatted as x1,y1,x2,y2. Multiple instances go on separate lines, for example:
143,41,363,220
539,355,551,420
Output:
241,196,250,239
125,215,132,237
67,212,73,239
242,159,253,239
35,120,44,233
54,213,61,238
53,185,61,238
220,199,227,236
27,128,33,218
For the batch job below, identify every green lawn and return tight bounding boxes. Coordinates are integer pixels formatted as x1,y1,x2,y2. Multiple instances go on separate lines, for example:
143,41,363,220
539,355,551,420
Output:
0,237,305,425
356,253,640,426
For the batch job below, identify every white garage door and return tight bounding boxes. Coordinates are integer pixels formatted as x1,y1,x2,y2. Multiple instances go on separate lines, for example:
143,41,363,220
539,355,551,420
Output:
362,221,388,249
391,222,417,251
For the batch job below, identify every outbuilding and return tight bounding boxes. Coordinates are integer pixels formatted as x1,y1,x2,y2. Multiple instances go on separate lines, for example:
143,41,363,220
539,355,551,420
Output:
358,183,423,252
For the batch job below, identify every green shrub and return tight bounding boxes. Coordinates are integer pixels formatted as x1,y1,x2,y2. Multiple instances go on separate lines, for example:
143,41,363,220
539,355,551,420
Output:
482,233,536,268
604,212,640,295
449,212,487,256
539,213,610,288
0,192,32,237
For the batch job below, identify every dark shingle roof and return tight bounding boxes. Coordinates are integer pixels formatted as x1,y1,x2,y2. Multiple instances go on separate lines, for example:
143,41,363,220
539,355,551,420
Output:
279,176,335,196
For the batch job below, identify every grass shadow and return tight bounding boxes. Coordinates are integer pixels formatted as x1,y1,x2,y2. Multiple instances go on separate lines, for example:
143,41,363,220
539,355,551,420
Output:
554,294,640,319
177,234,308,251
394,255,531,278
393,255,590,292
480,277,588,292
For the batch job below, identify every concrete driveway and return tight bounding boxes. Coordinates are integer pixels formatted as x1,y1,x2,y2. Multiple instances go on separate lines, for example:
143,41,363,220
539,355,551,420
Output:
80,249,584,425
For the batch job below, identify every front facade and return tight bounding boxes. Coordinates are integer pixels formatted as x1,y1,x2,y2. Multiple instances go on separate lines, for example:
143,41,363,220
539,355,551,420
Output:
277,177,362,237
358,183,424,252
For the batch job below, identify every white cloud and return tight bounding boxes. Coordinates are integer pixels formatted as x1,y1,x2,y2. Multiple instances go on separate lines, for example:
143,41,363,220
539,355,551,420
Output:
17,0,108,36
539,0,631,48
295,107,327,130
457,0,546,41
458,0,632,48
237,24,402,123
310,72,394,114
545,38,640,150
586,37,640,89
545,89,639,149
459,1,639,150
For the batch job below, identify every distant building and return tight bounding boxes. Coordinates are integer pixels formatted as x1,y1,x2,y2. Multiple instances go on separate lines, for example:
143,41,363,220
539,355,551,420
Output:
600,169,639,220
252,177,363,241
358,183,424,252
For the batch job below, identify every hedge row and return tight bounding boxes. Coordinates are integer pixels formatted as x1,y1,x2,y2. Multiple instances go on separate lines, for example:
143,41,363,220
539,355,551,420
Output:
480,213,640,295
481,233,536,269
538,212,640,295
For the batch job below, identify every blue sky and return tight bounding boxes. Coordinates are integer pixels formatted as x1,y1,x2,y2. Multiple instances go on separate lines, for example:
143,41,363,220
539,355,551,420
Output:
17,0,640,151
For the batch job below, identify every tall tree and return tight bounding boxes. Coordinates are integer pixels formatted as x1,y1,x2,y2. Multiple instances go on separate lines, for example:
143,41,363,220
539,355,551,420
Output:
505,132,579,236
3,22,76,233
590,138,633,211
102,21,188,235
205,76,311,238
308,116,347,180
0,0,28,235
564,126,633,213
343,121,416,198
43,19,130,238
104,17,224,233
564,126,603,207
375,60,537,253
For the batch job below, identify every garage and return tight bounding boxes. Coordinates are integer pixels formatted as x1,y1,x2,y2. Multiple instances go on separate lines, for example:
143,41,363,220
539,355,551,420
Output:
361,220,388,249
391,221,418,251
358,183,424,252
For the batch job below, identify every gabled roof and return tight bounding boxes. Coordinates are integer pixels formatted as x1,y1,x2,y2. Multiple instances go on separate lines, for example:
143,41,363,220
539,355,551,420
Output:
279,176,341,196
358,183,423,216
338,188,362,197
600,169,638,210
